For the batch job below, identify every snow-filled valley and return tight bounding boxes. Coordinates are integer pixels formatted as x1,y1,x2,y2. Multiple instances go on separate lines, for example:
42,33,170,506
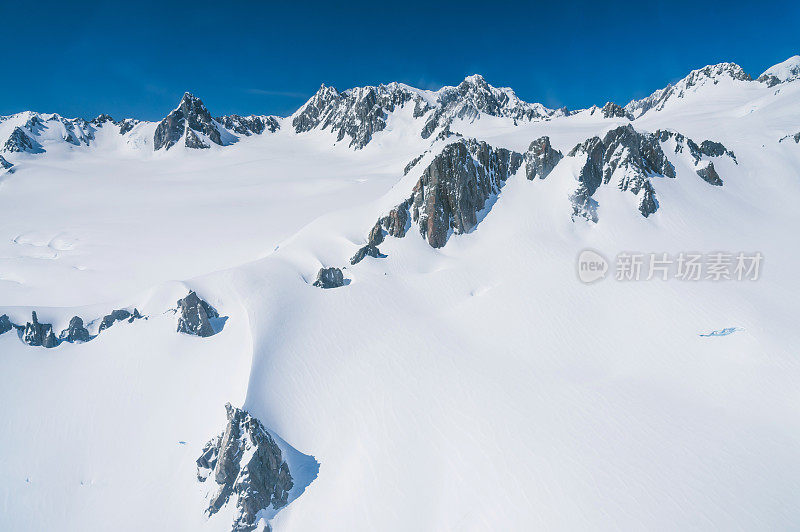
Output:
1,57,800,531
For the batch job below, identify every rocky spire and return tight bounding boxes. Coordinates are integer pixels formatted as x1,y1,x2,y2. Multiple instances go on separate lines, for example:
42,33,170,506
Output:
154,92,223,150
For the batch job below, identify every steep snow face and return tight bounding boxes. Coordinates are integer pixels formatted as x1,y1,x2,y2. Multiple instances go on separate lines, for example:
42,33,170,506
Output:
758,55,800,86
2,57,800,532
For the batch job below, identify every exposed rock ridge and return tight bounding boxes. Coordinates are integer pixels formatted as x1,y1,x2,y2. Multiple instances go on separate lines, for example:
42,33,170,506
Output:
197,404,293,532
567,125,676,219
292,83,429,149
216,114,280,136
349,138,523,260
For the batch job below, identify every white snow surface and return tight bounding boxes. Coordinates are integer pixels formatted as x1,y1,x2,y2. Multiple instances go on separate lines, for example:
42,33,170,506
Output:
2,60,800,531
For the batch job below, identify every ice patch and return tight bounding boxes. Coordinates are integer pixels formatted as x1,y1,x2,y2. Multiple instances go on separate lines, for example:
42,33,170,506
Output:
699,327,743,337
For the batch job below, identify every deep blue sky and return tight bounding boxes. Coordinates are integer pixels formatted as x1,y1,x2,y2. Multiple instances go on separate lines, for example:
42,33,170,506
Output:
2,0,798,120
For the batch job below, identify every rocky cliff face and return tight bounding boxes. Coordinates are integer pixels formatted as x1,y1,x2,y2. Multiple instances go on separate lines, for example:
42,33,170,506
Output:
409,139,523,248
154,92,223,150
568,125,676,219
3,127,43,153
197,404,293,532
292,83,428,149
523,136,563,180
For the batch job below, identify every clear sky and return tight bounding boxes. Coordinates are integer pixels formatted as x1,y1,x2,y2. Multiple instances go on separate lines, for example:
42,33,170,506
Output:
2,0,798,120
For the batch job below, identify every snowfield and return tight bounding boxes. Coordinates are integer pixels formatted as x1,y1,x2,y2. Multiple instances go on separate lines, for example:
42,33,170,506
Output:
1,59,800,531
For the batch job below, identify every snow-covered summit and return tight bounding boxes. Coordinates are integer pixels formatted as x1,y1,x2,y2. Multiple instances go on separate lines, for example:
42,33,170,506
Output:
758,55,800,87
625,62,752,118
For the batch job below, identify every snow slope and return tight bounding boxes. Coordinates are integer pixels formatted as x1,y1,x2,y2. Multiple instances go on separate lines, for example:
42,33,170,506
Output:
1,59,800,531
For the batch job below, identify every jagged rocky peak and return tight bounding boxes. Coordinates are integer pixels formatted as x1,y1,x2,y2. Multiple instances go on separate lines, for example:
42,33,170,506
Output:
568,125,676,219
118,118,139,135
599,101,630,119
176,291,219,337
4,126,43,153
91,113,115,126
216,114,280,136
292,82,429,149
197,404,293,532
313,267,345,288
625,62,753,118
409,138,523,248
154,92,222,150
524,136,563,180
758,55,800,87
421,74,559,139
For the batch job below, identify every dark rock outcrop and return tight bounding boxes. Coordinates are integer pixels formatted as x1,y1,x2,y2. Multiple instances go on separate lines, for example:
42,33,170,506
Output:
216,115,280,136
22,311,57,348
4,127,43,153
696,161,723,186
63,316,91,343
523,136,563,180
99,308,141,332
404,153,426,175
154,93,222,150
176,291,219,337
600,101,630,119
350,244,382,265
312,267,345,289
779,132,800,144
118,118,139,135
197,404,293,532
0,314,12,335
0,155,13,172
409,139,523,248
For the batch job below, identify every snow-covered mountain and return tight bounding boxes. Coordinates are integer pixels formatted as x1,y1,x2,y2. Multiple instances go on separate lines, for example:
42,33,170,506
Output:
1,57,800,532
